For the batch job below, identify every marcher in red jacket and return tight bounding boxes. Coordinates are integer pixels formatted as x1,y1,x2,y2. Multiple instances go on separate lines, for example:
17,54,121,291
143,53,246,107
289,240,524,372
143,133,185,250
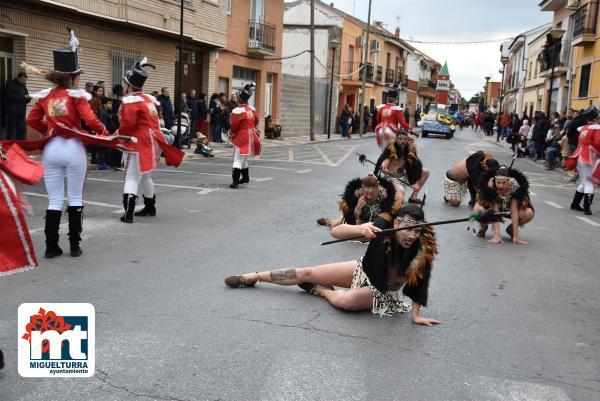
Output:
0,143,44,275
229,83,261,188
117,57,184,223
375,84,410,150
25,29,110,258
567,105,600,215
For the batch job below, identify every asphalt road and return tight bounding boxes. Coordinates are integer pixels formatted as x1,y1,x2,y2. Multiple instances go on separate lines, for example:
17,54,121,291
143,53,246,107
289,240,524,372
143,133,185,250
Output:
1,127,598,401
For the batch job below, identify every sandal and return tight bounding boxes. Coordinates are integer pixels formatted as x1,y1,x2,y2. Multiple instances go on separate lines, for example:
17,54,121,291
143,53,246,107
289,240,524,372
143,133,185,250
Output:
317,217,330,226
477,224,488,238
298,283,334,293
225,273,259,288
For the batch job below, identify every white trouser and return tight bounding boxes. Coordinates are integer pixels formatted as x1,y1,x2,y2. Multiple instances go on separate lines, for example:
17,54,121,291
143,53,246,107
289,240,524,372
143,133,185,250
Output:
42,136,87,210
232,146,249,169
577,162,595,194
123,153,154,197
376,126,396,150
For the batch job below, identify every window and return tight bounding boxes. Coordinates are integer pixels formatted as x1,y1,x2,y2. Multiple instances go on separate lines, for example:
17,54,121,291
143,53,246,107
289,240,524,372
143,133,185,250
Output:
534,59,538,78
250,0,265,20
218,77,229,94
233,66,257,81
111,48,141,88
578,64,591,98
528,62,532,80
226,0,231,14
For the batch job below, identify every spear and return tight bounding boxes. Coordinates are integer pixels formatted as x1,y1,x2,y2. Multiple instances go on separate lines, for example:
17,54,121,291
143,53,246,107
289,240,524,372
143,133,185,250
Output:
356,152,411,187
321,209,508,246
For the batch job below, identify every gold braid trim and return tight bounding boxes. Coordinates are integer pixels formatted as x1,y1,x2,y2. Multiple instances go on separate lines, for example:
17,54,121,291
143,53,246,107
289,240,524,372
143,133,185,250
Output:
405,227,438,285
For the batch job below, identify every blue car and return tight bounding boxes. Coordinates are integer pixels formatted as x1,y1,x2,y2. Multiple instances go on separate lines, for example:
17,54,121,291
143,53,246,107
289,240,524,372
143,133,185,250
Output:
419,104,456,139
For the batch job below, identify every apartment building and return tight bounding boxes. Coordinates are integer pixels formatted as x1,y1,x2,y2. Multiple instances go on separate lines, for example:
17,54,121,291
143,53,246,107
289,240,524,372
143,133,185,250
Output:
569,0,599,110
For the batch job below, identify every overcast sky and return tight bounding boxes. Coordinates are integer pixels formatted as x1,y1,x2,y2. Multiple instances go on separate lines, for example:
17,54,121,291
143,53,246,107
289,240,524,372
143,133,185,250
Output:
291,0,552,99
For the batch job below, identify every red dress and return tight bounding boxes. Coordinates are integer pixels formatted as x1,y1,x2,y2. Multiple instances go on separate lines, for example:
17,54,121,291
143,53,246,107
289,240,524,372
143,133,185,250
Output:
375,104,409,147
117,93,184,173
230,105,261,156
0,143,44,275
566,123,600,183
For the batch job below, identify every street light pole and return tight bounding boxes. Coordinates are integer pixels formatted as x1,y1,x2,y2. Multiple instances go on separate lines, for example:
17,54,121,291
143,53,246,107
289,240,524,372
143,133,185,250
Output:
546,29,565,116
327,39,339,139
309,0,315,141
358,0,372,137
484,76,491,113
499,57,508,115
176,0,184,149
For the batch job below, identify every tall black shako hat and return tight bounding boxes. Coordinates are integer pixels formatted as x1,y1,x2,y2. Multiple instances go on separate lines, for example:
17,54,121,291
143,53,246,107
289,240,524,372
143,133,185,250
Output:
387,82,400,101
53,28,83,74
238,82,255,103
582,104,599,122
123,57,156,89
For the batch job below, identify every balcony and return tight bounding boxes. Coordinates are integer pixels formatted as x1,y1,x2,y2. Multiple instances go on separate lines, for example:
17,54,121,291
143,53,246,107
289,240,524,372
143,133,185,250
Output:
248,20,276,57
418,79,437,98
375,66,383,83
539,0,565,12
385,68,395,84
341,61,374,83
538,42,569,78
572,2,598,47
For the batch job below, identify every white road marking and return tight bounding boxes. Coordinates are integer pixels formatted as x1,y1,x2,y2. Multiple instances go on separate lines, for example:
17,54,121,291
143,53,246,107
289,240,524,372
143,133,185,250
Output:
296,169,311,174
23,191,124,209
543,201,564,209
575,216,600,227
334,145,357,166
288,148,294,161
529,191,537,196
182,160,305,172
86,177,218,193
153,168,272,182
313,145,334,165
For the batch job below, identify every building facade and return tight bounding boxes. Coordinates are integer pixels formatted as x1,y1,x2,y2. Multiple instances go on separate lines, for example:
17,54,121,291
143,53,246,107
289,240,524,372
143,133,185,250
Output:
569,0,600,110
215,0,284,133
522,27,551,118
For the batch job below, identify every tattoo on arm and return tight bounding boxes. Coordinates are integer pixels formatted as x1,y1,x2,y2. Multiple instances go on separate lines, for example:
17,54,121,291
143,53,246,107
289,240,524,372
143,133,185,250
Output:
270,269,297,281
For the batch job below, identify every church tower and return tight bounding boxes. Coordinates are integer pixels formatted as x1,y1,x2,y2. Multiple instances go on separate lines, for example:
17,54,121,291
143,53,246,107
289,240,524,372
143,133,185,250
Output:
435,61,450,105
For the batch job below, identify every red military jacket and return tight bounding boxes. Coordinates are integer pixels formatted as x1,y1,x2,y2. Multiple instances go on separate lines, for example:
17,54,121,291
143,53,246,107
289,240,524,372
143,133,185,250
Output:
0,143,44,275
230,104,261,156
568,123,600,183
27,87,108,138
117,92,184,173
376,104,410,133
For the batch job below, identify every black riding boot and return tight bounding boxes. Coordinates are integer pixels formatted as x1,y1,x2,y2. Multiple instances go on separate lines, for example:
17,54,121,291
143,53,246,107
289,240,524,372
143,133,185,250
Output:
44,209,63,259
67,206,83,257
583,194,593,215
240,168,250,184
120,194,138,223
230,168,241,189
134,195,156,217
570,191,585,211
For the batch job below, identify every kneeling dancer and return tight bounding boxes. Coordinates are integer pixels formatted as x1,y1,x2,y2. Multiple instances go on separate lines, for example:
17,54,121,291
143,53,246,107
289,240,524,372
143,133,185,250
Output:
317,173,400,241
226,204,440,325
377,131,429,205
475,165,534,244
444,150,499,207
118,57,184,223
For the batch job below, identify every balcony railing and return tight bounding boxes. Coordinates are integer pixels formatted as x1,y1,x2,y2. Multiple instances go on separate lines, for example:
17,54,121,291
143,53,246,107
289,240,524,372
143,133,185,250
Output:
419,79,437,89
572,2,598,39
375,66,383,83
385,68,395,84
538,40,568,74
248,19,276,55
342,61,374,82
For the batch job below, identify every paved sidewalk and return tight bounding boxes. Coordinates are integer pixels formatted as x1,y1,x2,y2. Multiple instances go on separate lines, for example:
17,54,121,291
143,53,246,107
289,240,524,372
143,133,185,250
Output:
183,131,376,159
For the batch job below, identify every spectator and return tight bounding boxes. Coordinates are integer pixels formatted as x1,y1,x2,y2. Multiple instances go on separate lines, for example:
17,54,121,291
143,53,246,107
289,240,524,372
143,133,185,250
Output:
340,104,352,138
89,85,104,115
363,105,370,132
209,93,222,143
97,97,117,170
498,112,511,142
516,119,530,156
220,92,232,141
544,125,562,170
265,115,282,140
111,84,124,114
3,71,30,140
157,87,175,129
186,89,199,137
197,92,208,136
151,90,159,98
351,109,360,138
84,81,94,94
533,111,550,160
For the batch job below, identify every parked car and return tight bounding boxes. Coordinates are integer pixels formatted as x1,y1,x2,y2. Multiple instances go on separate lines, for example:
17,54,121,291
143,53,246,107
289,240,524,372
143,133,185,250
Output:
418,104,456,139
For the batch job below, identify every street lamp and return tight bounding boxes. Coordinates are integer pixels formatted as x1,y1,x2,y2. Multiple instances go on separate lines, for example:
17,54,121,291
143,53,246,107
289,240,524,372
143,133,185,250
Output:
546,28,566,116
175,0,184,149
499,57,509,115
327,37,340,139
484,76,491,113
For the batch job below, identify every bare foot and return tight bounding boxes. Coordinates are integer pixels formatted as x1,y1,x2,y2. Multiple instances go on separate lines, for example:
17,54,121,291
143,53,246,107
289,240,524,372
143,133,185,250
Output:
487,237,504,244
512,238,528,245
